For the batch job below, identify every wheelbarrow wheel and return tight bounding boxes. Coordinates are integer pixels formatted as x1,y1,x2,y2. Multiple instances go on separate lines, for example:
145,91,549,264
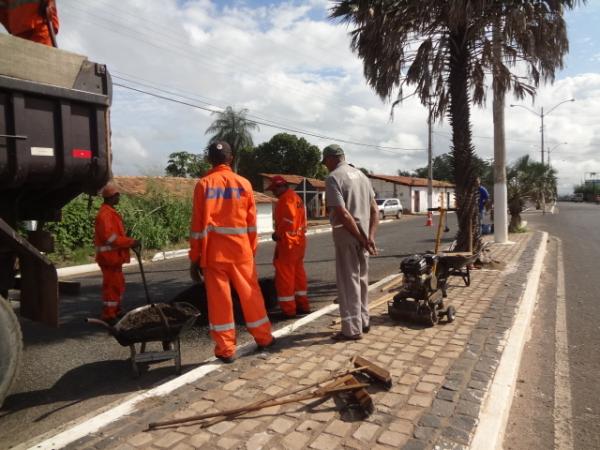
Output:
446,306,456,323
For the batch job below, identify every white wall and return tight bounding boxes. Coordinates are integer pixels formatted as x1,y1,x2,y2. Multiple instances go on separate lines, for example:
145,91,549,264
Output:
256,203,274,234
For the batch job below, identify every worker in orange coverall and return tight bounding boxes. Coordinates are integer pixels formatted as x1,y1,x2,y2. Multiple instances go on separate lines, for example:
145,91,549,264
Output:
266,176,310,318
95,183,139,321
189,141,274,363
0,0,59,47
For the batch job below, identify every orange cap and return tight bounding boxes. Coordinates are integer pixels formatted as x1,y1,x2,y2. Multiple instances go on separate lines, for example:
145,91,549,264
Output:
101,183,120,198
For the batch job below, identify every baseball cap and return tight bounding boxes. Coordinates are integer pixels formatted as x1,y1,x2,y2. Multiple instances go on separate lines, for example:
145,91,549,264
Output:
321,144,344,163
101,182,120,198
207,141,232,159
266,175,288,191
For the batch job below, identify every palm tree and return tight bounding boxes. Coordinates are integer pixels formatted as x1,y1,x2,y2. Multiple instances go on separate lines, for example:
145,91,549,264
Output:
330,1,582,251
205,106,259,173
507,155,557,231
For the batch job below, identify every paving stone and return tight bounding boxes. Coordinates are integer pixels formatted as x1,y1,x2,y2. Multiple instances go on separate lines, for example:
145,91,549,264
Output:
391,384,411,395
433,438,468,450
436,388,459,402
427,365,445,375
413,426,436,442
419,414,442,428
415,382,436,393
467,379,487,390
215,437,239,449
312,410,336,422
325,419,353,437
420,350,436,358
403,439,428,450
154,431,186,448
222,379,246,391
389,419,414,435
461,388,485,404
231,418,262,434
378,431,410,447
309,433,341,450
399,374,420,385
282,431,311,450
430,399,455,417
353,422,380,442
407,366,424,376
380,392,404,407
456,400,481,418
297,419,321,432
191,399,215,413
188,432,212,447
207,420,236,435
127,432,153,447
450,415,478,434
422,374,444,384
395,407,423,422
443,379,462,391
268,417,295,434
246,432,272,450
407,394,433,408
441,426,471,444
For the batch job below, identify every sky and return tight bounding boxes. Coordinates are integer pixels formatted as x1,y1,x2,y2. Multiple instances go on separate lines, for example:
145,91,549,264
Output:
15,0,600,194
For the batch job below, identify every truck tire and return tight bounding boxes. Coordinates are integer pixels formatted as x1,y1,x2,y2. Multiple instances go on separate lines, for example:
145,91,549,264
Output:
0,296,22,407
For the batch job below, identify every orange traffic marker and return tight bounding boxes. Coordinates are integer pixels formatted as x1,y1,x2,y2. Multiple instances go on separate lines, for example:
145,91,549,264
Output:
425,211,433,227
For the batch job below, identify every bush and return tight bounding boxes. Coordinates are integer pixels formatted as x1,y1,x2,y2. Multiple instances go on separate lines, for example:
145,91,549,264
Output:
46,187,192,264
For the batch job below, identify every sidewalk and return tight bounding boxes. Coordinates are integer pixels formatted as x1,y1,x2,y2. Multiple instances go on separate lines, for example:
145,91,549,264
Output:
33,231,543,450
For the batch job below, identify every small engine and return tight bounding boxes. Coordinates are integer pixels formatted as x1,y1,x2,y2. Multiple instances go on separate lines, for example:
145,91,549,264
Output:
399,254,437,295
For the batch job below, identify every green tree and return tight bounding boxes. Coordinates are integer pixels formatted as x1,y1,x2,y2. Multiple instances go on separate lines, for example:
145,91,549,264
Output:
165,151,209,178
413,153,491,187
205,106,259,173
397,170,415,177
330,0,580,251
254,133,322,179
507,155,557,231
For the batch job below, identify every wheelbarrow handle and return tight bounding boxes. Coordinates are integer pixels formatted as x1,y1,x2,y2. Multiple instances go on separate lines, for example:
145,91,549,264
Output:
133,247,152,305
85,318,118,338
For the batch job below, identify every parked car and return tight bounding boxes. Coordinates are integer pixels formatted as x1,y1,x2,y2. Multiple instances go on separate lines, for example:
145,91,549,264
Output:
571,193,584,202
376,198,403,219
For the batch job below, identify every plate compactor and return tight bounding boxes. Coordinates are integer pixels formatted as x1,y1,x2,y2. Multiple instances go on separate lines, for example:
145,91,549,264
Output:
388,207,458,326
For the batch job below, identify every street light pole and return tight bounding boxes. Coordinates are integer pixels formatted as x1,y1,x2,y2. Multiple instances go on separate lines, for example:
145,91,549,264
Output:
427,102,433,211
510,98,574,166
547,142,567,167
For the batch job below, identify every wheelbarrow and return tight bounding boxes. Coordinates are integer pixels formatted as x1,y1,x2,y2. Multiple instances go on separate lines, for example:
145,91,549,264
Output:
437,251,479,287
87,302,200,377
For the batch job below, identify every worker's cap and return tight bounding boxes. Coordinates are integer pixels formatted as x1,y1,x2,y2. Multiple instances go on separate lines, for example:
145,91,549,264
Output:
207,141,232,159
266,175,288,191
101,183,120,198
321,144,344,163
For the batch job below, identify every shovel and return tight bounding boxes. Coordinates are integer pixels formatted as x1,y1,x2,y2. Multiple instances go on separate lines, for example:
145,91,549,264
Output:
132,245,151,305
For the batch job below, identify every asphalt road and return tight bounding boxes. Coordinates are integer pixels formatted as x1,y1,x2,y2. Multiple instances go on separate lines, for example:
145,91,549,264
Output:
0,214,458,448
505,202,600,449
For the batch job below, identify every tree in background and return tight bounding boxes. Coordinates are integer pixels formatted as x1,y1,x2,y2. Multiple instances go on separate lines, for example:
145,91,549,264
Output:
507,155,557,231
412,153,491,188
397,170,416,177
205,106,259,173
252,132,322,180
330,0,581,251
165,151,210,178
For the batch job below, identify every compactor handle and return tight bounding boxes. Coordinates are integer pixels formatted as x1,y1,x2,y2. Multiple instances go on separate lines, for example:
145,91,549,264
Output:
428,207,457,212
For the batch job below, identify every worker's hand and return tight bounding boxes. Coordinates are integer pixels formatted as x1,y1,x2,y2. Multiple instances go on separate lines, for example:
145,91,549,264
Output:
271,232,280,242
131,240,142,252
366,239,378,256
190,263,203,283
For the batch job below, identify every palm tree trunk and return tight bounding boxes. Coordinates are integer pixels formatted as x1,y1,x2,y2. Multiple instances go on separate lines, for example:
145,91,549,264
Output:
448,29,479,252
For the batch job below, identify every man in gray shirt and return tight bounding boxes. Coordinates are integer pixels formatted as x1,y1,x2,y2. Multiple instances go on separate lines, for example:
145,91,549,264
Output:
322,144,379,340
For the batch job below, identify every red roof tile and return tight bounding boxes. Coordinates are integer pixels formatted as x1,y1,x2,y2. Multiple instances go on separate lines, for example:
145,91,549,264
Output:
260,173,326,189
368,174,454,188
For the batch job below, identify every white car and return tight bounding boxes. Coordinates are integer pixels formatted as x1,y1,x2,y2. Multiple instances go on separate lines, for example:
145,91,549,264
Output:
376,198,403,219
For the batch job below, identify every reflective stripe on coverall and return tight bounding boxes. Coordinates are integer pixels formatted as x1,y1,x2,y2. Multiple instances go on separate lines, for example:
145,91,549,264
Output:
189,164,273,358
0,0,59,46
273,188,309,316
95,203,135,319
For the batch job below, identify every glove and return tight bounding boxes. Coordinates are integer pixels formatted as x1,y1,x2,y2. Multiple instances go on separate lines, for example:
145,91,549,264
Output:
131,239,142,252
190,263,203,283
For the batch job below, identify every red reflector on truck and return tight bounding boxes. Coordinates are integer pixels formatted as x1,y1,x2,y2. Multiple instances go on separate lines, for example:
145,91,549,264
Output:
72,149,92,159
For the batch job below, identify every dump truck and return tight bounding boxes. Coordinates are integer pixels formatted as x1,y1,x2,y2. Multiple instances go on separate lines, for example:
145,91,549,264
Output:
0,34,112,406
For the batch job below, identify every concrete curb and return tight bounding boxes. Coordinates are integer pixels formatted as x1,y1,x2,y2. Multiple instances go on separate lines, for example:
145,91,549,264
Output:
25,272,402,450
56,219,397,277
470,231,548,450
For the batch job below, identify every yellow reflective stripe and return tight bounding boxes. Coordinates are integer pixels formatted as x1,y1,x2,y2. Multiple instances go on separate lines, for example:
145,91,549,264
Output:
247,226,257,233
190,230,207,240
106,233,118,244
96,245,112,253
278,296,295,302
246,316,269,328
103,301,119,307
209,322,235,332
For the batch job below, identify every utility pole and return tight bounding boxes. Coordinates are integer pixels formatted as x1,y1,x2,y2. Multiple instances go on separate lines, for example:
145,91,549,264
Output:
492,22,508,244
540,107,545,166
427,102,433,210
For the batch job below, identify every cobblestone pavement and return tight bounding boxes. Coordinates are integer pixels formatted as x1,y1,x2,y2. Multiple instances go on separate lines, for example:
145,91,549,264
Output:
60,232,539,450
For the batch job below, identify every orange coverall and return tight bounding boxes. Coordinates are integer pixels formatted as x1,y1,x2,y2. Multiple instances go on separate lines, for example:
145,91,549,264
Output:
189,164,273,359
273,188,309,316
0,0,59,46
95,204,135,320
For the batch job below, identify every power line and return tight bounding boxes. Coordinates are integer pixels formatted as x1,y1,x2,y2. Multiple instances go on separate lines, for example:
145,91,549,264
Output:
113,82,425,153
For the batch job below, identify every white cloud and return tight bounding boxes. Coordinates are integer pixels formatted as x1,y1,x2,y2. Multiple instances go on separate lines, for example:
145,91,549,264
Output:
48,0,600,195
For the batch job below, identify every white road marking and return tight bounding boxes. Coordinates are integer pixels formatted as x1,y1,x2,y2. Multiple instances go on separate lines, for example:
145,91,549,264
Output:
470,231,547,450
24,273,401,450
554,239,574,450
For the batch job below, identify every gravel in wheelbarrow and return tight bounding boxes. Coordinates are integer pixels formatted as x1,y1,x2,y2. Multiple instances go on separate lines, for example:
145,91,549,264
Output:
115,302,200,346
